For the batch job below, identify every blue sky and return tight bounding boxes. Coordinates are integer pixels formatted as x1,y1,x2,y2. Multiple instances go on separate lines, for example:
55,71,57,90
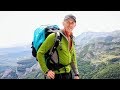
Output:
0,11,120,48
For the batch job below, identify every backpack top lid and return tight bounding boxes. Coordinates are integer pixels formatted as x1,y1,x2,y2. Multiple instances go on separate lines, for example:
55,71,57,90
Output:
46,25,60,30
33,25,60,51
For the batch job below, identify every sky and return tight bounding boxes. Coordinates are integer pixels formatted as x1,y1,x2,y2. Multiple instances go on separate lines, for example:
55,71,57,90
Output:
0,11,120,48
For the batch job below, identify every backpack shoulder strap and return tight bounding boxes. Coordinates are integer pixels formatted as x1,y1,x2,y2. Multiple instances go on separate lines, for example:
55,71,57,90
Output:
47,32,62,72
49,32,62,56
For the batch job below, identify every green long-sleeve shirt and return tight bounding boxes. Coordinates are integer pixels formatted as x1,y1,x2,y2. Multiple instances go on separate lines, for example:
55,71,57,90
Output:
37,30,79,74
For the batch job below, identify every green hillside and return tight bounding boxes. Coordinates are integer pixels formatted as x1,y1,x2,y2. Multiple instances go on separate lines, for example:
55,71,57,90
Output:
76,30,120,79
92,63,120,79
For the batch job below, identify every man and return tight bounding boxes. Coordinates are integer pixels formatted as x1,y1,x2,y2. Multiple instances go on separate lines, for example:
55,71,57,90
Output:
37,14,79,79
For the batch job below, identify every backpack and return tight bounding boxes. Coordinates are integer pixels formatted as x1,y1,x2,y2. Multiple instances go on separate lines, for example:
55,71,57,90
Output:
31,25,63,71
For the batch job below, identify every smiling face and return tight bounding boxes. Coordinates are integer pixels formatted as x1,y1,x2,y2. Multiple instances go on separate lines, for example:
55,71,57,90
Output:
63,18,76,35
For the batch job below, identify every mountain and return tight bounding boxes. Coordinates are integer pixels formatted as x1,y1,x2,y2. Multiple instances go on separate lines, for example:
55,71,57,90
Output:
1,68,18,79
76,30,120,61
92,63,120,79
0,45,32,66
75,30,120,46
0,44,43,79
16,58,43,79
75,30,120,79
75,31,110,46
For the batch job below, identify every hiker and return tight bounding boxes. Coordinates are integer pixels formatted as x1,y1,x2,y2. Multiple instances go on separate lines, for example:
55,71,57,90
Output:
37,14,80,79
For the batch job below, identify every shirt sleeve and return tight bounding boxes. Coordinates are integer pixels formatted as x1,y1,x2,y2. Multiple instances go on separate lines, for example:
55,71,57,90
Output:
37,33,55,74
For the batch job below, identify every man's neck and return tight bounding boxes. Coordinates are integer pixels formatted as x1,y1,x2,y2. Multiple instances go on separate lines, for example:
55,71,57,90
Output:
62,29,72,38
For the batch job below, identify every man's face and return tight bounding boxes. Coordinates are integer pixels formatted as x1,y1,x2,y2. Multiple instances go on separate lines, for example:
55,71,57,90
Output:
63,18,76,32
